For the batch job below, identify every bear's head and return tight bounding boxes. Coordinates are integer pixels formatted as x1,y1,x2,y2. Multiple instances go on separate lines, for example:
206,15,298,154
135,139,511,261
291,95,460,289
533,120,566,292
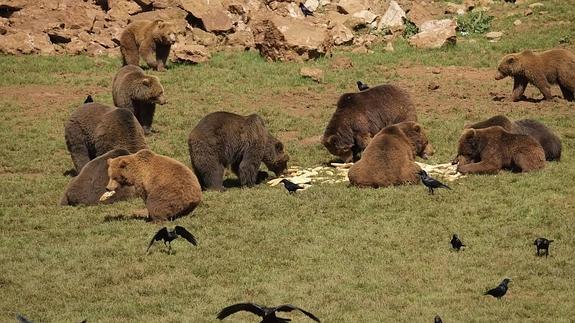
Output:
495,51,530,80
153,20,177,45
397,121,434,159
136,75,167,105
455,128,483,163
263,136,290,176
106,150,153,191
322,134,354,163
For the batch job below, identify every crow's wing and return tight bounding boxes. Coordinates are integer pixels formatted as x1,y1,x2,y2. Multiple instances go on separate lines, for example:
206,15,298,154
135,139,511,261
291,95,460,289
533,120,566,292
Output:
16,314,34,323
276,305,320,322
217,303,265,320
175,226,197,246
147,227,168,252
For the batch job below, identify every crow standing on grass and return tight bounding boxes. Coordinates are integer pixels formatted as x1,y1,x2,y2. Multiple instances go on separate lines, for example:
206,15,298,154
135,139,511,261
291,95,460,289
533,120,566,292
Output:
299,2,314,17
217,303,320,322
146,226,197,254
280,179,304,193
356,81,369,91
534,237,553,257
418,170,451,195
450,234,465,251
484,278,511,299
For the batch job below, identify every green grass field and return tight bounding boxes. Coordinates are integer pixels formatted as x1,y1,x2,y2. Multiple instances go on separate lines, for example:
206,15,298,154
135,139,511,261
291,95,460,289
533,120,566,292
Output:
1,1,575,322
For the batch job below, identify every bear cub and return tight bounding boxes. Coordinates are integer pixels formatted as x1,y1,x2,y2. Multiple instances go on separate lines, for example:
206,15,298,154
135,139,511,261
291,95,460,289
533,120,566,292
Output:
188,111,289,191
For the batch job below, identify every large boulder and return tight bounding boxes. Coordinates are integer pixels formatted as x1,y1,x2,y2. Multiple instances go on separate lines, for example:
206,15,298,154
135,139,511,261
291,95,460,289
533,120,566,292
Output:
378,0,405,30
337,0,369,15
179,0,234,32
330,23,354,45
251,14,332,61
408,19,456,49
172,43,211,63
0,31,55,54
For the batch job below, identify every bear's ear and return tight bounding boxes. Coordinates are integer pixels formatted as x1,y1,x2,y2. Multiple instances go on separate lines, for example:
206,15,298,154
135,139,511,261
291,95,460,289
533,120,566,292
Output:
463,128,476,138
142,78,151,87
413,123,421,133
506,56,516,64
107,158,112,166
275,141,284,152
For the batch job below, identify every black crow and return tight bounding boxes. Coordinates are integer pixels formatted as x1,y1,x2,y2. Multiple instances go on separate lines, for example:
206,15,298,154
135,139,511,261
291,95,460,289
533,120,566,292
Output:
484,278,511,299
356,81,369,91
217,303,320,323
84,95,94,104
534,237,553,257
450,234,465,251
299,2,314,17
280,179,304,193
146,226,197,254
16,314,33,323
434,315,443,323
418,170,451,195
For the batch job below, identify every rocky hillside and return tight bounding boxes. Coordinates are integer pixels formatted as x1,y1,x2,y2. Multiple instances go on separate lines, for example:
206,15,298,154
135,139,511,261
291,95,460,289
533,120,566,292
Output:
0,0,499,63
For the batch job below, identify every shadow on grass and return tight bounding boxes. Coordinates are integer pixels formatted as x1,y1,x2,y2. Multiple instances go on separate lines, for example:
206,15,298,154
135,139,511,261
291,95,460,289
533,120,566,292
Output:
103,213,150,222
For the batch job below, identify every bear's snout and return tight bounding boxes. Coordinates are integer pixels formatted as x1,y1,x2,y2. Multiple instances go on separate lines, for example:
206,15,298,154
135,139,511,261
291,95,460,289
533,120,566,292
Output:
106,179,120,192
155,95,167,105
494,71,506,80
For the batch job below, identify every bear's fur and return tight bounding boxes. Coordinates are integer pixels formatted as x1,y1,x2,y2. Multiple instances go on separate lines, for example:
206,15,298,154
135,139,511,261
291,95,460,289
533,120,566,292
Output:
64,102,148,173
119,19,177,71
455,126,546,175
60,149,135,206
112,65,166,135
348,121,433,188
495,49,575,101
187,111,290,191
465,115,561,161
106,149,202,222
322,84,418,163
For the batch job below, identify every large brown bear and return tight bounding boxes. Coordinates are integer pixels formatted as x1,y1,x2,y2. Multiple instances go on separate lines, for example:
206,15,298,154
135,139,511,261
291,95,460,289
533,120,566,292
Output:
106,149,202,222
119,19,177,71
465,115,561,161
348,122,433,188
455,126,545,175
112,65,167,135
188,111,290,191
322,84,418,162
495,49,575,101
64,102,148,173
60,149,135,206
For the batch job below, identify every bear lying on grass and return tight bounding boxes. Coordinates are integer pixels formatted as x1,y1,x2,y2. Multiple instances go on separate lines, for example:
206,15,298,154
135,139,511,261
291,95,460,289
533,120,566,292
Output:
322,84,418,163
64,102,148,173
495,49,575,101
455,126,546,175
188,111,289,191
465,115,561,161
348,121,433,188
120,19,177,71
106,149,202,222
112,65,167,135
60,149,135,206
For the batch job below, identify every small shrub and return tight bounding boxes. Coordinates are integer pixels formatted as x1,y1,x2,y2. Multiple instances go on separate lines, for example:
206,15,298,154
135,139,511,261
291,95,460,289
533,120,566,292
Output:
456,10,494,35
403,18,419,38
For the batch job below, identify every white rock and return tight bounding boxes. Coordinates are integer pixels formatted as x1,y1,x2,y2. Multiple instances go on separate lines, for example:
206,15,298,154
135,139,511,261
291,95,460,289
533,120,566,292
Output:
378,0,405,30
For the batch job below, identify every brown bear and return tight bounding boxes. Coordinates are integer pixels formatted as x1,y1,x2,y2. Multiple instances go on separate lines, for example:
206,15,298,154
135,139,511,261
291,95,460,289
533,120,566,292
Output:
465,115,561,161
348,121,433,188
455,126,546,175
119,19,177,71
106,149,202,222
495,49,575,101
112,65,166,135
64,102,148,173
60,149,135,206
187,111,290,191
322,84,418,163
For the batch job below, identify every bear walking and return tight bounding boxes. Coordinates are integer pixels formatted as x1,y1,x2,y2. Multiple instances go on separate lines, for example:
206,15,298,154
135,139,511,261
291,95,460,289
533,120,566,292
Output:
119,19,177,71
64,102,148,173
348,122,434,188
112,65,166,135
60,149,135,206
455,126,546,174
188,111,290,191
106,149,202,222
322,84,418,163
495,49,575,101
465,115,561,161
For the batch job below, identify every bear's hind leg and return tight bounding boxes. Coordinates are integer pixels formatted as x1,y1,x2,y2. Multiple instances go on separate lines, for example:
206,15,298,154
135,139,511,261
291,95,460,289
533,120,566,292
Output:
120,33,140,66
513,151,545,173
559,84,574,101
